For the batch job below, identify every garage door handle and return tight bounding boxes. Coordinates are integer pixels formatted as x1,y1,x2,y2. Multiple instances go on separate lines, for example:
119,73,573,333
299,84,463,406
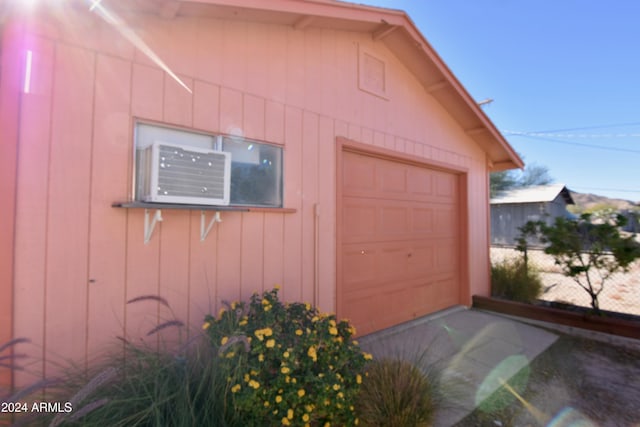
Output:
361,250,367,255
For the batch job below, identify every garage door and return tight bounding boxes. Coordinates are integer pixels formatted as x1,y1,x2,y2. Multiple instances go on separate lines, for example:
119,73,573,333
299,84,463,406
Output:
338,149,463,336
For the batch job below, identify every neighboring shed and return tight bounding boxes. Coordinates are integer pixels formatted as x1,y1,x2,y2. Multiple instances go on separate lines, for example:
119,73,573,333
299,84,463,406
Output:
621,210,640,233
0,0,522,387
490,184,575,246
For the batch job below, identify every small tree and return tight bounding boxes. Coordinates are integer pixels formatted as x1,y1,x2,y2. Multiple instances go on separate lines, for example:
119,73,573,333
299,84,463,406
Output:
530,214,640,314
490,160,553,198
490,170,517,198
515,220,543,271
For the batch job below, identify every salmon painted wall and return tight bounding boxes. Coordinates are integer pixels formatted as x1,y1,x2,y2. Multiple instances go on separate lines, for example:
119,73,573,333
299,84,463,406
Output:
0,18,24,390
7,3,492,383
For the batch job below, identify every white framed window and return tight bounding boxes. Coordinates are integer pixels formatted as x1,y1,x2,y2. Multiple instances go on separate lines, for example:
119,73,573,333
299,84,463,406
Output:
134,122,283,208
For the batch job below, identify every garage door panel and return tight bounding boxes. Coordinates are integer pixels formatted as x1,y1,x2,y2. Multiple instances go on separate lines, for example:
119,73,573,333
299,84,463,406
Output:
339,276,461,337
343,242,413,288
435,239,458,273
343,203,377,241
407,167,433,197
343,277,458,333
379,163,408,194
412,207,434,233
340,150,463,336
410,281,440,316
342,248,378,288
345,240,449,286
435,171,457,200
345,199,437,243
434,207,458,237
343,152,377,193
379,245,410,281
407,244,435,277
342,280,424,331
388,286,416,321
433,278,460,308
379,206,411,237
342,291,386,332
344,152,452,204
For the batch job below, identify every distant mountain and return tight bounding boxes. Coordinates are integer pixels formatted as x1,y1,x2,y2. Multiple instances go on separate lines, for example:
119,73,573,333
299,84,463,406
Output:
569,191,638,211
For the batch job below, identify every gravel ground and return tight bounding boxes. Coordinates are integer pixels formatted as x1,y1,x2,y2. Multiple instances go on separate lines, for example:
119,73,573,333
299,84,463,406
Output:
454,332,640,426
490,247,640,316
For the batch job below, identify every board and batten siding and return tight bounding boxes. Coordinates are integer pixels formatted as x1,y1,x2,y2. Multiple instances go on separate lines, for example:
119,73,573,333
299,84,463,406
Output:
0,18,23,389
4,7,491,383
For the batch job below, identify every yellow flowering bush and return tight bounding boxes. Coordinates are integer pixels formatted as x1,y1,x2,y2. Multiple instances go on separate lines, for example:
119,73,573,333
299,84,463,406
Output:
203,288,369,426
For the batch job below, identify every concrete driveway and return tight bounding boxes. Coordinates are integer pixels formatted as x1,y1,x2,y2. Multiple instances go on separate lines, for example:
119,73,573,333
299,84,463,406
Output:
359,306,559,426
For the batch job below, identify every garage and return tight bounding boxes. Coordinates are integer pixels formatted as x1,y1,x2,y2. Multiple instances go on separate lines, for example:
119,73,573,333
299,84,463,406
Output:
337,145,466,336
1,0,525,391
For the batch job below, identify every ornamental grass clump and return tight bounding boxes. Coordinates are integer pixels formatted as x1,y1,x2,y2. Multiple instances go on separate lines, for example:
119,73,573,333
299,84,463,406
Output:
491,258,543,304
356,358,436,427
14,296,238,427
203,287,371,426
34,337,236,427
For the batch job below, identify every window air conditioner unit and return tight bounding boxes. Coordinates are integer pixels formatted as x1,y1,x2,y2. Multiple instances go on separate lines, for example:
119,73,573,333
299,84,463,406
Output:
139,141,231,205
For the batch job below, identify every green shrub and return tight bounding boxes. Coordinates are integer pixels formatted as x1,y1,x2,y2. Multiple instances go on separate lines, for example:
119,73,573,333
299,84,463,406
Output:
203,287,370,426
491,258,542,303
356,358,436,427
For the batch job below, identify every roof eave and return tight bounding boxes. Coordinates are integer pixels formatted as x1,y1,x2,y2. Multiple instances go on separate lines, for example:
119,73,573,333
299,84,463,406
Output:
377,22,523,171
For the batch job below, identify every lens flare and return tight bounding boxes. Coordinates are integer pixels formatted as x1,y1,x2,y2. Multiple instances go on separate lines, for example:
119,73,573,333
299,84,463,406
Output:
439,322,469,348
23,50,33,94
476,354,530,411
498,376,549,425
85,0,192,94
547,407,598,427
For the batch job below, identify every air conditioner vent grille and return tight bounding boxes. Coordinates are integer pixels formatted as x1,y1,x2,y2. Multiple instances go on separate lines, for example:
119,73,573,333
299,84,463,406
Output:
139,142,231,205
156,145,227,199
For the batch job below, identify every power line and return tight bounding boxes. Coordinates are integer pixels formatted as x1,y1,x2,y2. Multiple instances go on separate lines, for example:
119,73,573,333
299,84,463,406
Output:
530,121,640,133
505,134,640,154
503,130,640,139
569,186,640,194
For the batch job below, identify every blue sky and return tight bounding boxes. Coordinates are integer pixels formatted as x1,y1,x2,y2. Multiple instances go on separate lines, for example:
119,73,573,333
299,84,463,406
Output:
361,0,640,202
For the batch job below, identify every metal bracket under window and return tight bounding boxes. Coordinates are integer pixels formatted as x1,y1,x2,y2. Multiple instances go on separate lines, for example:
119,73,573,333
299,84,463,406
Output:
143,209,222,243
201,210,222,241
113,202,242,244
144,209,163,244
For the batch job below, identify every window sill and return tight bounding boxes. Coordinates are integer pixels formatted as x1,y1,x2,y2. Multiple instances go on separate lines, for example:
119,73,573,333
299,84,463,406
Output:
244,207,297,214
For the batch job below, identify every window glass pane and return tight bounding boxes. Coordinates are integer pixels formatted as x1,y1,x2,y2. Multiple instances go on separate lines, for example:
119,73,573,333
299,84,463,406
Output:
223,136,283,207
136,123,216,150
